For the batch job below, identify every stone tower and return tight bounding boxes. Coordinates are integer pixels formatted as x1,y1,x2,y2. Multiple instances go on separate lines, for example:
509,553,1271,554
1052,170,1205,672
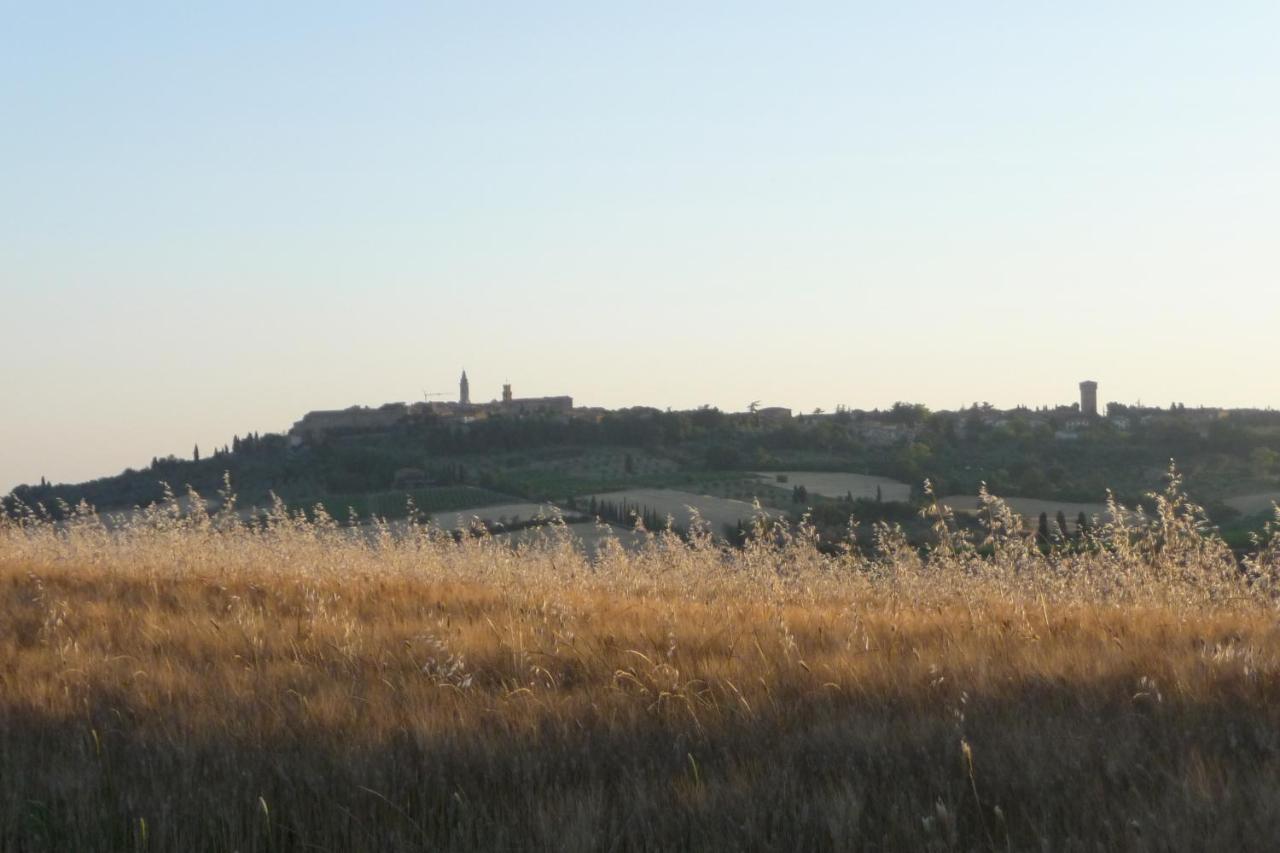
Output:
1079,380,1098,418
502,383,513,404
459,370,470,406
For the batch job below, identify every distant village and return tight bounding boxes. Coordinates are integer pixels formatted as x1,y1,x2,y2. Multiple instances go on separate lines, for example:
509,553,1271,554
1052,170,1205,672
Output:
289,374,1261,448
289,372,583,444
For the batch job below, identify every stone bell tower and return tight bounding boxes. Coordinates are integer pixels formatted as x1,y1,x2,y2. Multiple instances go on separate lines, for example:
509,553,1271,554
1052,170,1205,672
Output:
459,370,470,406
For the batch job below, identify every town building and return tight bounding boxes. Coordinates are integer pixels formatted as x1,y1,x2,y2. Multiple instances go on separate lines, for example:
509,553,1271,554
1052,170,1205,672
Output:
1080,380,1099,418
289,372,575,443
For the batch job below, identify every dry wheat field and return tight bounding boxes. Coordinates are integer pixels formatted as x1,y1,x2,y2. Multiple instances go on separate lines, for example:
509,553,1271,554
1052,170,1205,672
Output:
3,474,1280,851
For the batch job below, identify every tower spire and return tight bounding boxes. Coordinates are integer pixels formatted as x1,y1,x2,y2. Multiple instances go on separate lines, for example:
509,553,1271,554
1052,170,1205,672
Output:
459,370,470,406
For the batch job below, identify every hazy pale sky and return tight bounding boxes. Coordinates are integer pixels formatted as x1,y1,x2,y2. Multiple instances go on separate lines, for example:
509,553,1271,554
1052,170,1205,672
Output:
2,2,1278,491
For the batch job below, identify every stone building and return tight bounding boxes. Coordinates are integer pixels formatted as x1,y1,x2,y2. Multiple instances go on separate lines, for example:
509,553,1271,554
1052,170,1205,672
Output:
288,372,575,443
498,393,574,415
290,403,409,442
1079,380,1099,418
756,407,792,423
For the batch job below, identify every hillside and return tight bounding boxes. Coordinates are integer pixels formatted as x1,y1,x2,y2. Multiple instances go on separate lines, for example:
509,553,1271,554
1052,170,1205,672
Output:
8,405,1280,546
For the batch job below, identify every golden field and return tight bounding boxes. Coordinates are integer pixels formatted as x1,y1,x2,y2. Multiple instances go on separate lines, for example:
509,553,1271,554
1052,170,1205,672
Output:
2,476,1280,851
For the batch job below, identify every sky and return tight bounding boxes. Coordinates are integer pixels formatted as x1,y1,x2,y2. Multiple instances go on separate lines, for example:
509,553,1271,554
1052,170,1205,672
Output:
2,2,1278,491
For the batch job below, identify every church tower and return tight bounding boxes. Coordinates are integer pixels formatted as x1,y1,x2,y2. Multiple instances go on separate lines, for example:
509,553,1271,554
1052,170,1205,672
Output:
459,370,470,406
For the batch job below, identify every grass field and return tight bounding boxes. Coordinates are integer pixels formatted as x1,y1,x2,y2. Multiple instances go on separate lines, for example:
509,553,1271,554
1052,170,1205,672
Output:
3,477,1280,850
488,468,740,503
754,470,913,502
939,493,1115,523
584,487,766,531
434,501,585,529
494,519,635,553
282,485,515,520
1225,491,1280,516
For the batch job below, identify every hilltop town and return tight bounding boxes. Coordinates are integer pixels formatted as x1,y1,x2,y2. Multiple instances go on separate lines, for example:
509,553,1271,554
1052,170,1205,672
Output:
7,374,1280,550
286,372,1262,452
290,372,581,444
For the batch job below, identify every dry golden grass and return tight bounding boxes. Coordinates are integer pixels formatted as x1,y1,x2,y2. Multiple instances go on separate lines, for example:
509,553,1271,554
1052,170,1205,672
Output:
2,473,1280,850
